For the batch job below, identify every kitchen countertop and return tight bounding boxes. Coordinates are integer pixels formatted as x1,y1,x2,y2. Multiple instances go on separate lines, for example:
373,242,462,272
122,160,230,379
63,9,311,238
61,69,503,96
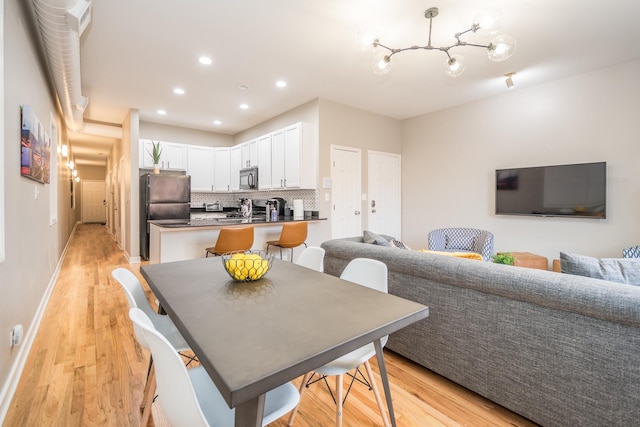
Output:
150,216,324,228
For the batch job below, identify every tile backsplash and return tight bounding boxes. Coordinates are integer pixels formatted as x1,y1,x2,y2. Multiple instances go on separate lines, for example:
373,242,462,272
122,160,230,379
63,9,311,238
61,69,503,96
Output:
191,189,318,210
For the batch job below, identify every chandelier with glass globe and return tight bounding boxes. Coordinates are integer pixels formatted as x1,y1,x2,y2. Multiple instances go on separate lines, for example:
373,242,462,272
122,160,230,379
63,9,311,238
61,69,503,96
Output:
365,7,516,77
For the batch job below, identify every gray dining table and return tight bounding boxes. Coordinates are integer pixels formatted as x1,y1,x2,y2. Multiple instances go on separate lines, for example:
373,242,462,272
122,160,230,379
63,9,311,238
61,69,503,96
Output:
141,257,429,427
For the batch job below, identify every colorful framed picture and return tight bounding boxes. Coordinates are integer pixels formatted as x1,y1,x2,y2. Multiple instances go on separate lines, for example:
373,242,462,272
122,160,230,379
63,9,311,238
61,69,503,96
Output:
21,105,50,184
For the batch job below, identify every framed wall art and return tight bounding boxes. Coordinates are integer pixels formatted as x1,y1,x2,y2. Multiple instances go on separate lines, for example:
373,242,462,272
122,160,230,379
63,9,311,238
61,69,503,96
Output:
20,105,50,184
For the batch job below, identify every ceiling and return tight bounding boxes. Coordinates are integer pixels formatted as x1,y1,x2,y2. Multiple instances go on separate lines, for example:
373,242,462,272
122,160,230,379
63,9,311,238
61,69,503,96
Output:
47,0,640,166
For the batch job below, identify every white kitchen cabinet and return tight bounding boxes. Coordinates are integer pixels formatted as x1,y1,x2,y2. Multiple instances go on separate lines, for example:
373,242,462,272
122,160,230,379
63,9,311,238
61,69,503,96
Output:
187,145,215,192
257,133,272,189
241,139,258,168
271,122,317,189
140,139,187,170
229,145,242,191
162,142,188,170
140,139,156,168
271,130,285,189
214,147,231,192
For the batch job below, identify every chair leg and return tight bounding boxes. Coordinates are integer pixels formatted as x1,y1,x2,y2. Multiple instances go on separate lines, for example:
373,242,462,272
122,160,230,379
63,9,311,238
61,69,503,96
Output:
363,359,391,427
336,373,344,427
287,371,313,426
140,365,156,426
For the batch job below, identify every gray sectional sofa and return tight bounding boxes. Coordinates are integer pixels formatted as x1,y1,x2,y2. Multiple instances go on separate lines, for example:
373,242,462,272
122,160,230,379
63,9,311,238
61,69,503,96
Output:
321,236,640,427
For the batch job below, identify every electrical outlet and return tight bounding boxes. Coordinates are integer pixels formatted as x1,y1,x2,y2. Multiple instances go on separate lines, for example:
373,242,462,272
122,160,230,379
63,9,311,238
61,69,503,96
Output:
10,324,23,347
34,186,39,200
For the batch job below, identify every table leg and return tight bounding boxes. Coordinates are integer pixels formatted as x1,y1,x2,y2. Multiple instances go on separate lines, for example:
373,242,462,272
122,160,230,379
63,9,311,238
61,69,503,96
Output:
234,394,265,427
374,339,396,427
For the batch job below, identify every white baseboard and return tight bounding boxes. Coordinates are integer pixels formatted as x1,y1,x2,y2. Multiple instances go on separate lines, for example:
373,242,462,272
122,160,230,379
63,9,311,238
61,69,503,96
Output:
0,222,78,423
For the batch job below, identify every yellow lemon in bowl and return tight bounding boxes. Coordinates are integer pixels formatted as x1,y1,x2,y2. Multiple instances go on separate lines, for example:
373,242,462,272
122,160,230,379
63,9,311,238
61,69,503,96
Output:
222,250,274,282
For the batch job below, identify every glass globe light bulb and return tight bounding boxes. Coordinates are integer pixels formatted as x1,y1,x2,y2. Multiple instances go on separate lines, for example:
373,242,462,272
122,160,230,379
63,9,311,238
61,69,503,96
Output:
445,54,466,77
357,27,379,52
372,52,392,75
473,9,502,37
487,34,516,62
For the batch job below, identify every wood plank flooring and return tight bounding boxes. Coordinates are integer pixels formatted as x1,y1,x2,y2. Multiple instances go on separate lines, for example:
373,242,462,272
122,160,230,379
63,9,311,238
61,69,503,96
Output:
4,224,539,426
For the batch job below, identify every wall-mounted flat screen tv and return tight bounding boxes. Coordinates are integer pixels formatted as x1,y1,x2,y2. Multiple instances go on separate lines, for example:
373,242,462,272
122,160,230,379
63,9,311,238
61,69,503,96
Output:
495,162,606,218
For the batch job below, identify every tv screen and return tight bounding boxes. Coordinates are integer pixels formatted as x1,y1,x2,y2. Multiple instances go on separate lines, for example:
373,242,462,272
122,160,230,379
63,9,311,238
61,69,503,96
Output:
495,162,606,218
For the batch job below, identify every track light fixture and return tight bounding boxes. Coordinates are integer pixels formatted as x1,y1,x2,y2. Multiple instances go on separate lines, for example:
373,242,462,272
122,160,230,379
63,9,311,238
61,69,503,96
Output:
504,72,516,89
367,7,516,77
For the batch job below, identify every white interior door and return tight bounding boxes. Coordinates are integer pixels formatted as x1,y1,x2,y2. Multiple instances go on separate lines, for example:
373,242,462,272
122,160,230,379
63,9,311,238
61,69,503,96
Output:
81,180,107,223
368,151,402,238
119,157,125,249
331,145,362,238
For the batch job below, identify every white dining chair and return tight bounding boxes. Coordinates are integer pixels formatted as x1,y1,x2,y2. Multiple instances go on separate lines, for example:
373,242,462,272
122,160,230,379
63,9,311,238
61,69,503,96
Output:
288,258,391,427
129,307,301,427
294,246,325,272
111,267,195,426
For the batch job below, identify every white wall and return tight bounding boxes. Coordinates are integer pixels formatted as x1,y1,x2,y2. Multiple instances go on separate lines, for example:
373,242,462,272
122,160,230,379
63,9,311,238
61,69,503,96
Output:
402,59,640,262
0,0,75,416
140,121,233,147
318,99,403,234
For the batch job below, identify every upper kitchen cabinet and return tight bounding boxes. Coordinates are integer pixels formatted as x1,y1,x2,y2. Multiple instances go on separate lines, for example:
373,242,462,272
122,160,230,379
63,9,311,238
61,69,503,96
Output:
140,139,187,170
256,133,272,190
241,139,258,169
271,123,317,189
229,145,242,191
187,145,215,192
215,147,232,192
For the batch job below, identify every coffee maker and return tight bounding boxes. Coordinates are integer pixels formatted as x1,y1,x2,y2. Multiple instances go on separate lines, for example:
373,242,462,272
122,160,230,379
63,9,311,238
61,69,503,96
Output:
267,197,286,218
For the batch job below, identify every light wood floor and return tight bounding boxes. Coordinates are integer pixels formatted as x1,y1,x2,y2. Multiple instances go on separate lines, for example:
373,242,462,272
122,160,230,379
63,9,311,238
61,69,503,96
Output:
4,224,539,426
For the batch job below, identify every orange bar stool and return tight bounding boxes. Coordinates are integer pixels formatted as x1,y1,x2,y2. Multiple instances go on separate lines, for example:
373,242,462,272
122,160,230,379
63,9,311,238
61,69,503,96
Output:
266,222,308,261
205,226,254,257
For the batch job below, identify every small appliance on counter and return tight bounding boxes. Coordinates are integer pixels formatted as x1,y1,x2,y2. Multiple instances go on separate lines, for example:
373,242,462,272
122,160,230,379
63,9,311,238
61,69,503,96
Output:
205,201,222,211
267,197,286,218
239,198,252,218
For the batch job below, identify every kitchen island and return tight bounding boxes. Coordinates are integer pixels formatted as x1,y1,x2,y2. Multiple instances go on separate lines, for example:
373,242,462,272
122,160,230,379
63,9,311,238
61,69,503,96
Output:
148,217,327,264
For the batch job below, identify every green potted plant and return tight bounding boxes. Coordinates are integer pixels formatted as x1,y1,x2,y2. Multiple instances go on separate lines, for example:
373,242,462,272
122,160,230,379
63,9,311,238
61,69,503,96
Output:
148,141,162,173
492,252,515,265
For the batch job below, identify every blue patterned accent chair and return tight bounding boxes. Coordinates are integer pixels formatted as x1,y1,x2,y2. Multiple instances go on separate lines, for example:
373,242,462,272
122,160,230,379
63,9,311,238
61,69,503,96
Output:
623,246,640,258
427,227,494,262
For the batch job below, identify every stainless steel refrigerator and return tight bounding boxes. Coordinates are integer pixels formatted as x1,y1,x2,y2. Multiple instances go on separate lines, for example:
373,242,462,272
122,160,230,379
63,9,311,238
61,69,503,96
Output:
140,173,191,260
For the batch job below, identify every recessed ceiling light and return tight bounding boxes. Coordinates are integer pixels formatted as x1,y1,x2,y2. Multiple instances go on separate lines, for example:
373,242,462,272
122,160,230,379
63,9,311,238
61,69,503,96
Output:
173,88,185,95
239,104,249,110
198,56,212,65
157,109,167,115
276,80,287,88
213,120,222,125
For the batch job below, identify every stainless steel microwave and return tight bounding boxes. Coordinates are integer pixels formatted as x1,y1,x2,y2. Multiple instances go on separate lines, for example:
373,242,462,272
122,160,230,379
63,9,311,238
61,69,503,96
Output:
239,167,258,190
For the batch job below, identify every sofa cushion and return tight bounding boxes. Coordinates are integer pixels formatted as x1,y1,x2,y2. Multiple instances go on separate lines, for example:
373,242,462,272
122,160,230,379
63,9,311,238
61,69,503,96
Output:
560,252,640,286
363,230,391,246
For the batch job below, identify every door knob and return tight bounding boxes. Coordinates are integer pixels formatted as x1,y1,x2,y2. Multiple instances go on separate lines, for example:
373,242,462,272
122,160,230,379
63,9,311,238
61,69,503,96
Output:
354,210,361,215
372,209,376,213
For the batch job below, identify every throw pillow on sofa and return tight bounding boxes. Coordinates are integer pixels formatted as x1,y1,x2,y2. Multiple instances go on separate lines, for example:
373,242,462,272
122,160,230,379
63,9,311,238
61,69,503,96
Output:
363,230,391,246
560,252,640,286
390,239,410,250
